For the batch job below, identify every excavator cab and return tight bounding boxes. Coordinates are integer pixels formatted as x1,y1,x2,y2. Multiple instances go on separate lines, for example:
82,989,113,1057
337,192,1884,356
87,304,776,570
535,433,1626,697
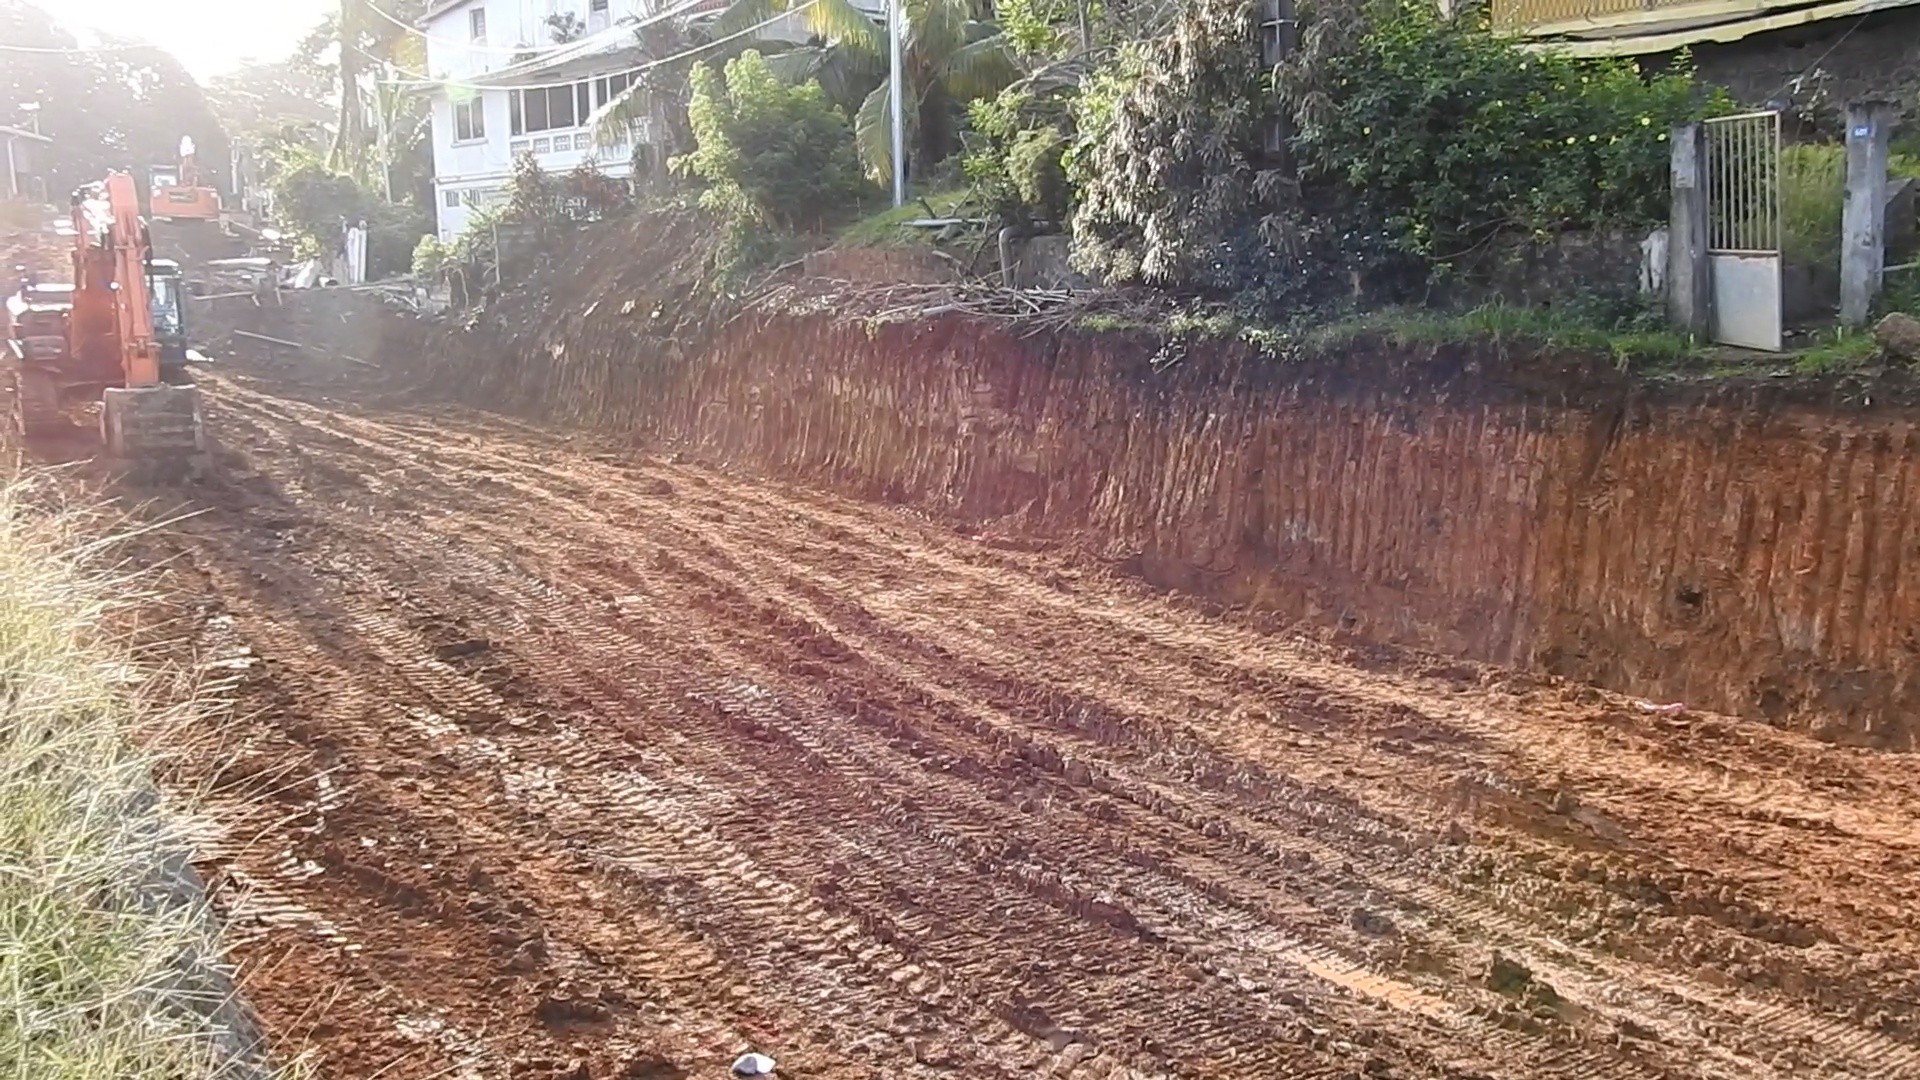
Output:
146,258,192,381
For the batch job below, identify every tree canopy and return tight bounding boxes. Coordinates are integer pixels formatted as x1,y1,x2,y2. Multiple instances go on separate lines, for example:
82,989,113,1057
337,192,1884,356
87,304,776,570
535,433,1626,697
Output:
0,0,229,198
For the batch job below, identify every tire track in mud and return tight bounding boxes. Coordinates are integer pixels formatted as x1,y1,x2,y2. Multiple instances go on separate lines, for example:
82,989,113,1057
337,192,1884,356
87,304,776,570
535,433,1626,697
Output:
206,418,1413,1076
216,384,1920,1078
202,395,1512,1076
181,560,900,1078
214,382,1920,1068
157,378,1920,1080
182,407,1150,1078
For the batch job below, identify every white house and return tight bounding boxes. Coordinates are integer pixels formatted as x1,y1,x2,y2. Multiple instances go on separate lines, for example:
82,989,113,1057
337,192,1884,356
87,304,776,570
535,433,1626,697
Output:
422,0,674,239
422,0,883,240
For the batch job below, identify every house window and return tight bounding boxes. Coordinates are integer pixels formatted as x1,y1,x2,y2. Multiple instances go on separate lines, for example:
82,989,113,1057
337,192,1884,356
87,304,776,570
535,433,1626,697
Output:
469,8,487,41
592,71,632,109
453,96,486,142
443,189,461,208
590,0,609,10
510,82,592,135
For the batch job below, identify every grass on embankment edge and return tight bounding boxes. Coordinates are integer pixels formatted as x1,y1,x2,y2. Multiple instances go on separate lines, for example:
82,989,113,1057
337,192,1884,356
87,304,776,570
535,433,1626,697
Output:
0,473,268,1079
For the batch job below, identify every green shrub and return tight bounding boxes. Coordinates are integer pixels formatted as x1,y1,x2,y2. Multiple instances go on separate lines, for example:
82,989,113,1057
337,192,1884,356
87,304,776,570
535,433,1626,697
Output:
670,50,867,233
1069,0,1720,301
1068,21,1269,288
1289,0,1708,263
268,162,431,280
964,85,1072,228
411,234,449,279
504,154,633,226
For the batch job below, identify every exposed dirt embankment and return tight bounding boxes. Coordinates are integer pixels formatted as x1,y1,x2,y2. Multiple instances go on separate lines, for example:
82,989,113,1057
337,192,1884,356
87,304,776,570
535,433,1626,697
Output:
398,263,1920,748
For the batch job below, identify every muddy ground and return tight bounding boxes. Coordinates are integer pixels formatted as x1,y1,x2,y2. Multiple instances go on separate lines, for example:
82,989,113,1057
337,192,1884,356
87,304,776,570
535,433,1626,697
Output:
17,312,1919,1080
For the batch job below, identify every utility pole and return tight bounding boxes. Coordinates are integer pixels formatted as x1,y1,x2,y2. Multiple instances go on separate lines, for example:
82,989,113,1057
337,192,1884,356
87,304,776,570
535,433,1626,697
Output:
889,0,905,207
1841,99,1895,327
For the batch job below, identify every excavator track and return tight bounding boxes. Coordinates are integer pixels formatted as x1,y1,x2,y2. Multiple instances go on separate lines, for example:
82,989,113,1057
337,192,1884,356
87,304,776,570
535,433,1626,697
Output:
5,366,60,438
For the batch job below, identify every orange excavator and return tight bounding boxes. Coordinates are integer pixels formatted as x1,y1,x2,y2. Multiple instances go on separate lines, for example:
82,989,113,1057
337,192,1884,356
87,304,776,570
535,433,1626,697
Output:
149,136,222,224
3,171,207,465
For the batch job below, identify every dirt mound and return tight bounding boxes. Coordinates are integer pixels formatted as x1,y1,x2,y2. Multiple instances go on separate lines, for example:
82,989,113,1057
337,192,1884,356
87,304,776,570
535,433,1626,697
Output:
412,211,739,420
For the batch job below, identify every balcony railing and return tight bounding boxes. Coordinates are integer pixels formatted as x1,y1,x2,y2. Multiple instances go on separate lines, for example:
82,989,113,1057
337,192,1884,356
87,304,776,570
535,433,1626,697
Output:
1491,0,1771,34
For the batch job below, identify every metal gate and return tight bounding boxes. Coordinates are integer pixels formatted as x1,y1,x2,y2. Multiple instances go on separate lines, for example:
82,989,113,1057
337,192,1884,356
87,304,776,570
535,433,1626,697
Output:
1704,111,1784,352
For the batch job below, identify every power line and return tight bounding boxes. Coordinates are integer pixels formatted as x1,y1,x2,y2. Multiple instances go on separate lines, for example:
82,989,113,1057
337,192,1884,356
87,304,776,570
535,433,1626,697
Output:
373,1,818,95
0,38,172,56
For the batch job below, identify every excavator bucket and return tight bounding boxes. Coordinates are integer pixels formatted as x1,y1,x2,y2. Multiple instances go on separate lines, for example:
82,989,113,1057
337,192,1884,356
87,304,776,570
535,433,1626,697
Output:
100,384,207,471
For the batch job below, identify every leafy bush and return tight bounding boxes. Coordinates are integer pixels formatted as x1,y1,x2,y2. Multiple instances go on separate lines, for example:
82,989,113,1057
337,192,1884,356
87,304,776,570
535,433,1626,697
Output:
671,50,867,232
1068,14,1283,289
504,154,633,225
268,161,432,280
1289,0,1708,262
1070,0,1719,303
964,84,1073,228
412,234,449,279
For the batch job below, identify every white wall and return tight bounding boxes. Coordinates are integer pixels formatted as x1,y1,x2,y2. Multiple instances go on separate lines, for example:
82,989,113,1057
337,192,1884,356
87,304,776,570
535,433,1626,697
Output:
422,0,888,239
426,0,650,239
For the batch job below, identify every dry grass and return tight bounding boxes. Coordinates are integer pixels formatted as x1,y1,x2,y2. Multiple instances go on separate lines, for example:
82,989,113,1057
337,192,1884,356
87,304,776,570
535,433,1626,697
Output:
0,472,265,1079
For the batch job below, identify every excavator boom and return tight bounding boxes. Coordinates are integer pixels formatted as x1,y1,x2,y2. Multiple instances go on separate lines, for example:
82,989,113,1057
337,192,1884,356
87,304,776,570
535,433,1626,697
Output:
101,173,161,387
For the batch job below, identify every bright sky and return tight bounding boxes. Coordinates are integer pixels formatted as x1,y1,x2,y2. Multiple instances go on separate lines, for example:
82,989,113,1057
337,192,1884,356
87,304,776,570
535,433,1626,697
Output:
58,0,334,82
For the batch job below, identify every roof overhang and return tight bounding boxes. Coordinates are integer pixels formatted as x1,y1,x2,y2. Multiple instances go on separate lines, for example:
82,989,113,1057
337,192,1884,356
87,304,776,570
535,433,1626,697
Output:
1517,0,1920,56
458,14,666,87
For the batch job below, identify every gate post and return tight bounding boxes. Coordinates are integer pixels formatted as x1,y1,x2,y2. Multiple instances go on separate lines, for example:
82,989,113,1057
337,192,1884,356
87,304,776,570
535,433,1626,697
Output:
1668,122,1711,338
1841,99,1896,327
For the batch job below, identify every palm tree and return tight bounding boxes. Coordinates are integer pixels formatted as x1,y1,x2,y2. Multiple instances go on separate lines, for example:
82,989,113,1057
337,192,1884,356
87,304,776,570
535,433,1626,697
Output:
325,0,429,191
598,0,1018,187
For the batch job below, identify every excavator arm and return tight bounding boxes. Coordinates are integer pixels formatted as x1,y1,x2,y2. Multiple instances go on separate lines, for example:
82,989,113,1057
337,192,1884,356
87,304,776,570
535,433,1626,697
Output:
102,173,162,388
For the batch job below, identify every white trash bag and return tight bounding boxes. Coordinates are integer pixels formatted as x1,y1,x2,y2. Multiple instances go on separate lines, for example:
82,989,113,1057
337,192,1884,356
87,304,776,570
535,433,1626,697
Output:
731,1052,777,1076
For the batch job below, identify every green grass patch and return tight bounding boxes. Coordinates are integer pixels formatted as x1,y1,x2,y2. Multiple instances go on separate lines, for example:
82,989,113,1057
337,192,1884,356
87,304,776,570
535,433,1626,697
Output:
837,189,973,249
1073,312,1152,334
0,476,259,1080
1293,304,1696,369
1791,326,1883,375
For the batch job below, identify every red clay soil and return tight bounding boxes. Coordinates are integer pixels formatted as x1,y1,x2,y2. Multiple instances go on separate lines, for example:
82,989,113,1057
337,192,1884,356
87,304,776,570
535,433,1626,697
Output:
77,339,1920,1080
422,298,1920,749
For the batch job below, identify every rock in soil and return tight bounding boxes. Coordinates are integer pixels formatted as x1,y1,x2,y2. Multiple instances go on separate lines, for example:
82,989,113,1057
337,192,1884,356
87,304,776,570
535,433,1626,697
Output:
1876,312,1920,361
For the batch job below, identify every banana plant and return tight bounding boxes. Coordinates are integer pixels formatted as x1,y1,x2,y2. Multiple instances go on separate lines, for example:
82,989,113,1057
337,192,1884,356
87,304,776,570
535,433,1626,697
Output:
728,0,1018,185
